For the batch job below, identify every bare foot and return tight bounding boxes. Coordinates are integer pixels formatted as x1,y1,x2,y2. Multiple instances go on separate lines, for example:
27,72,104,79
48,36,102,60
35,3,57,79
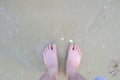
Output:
66,44,82,76
43,43,58,76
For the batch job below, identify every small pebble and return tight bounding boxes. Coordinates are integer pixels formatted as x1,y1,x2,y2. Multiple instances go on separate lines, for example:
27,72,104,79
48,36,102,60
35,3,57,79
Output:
69,39,73,43
61,37,64,41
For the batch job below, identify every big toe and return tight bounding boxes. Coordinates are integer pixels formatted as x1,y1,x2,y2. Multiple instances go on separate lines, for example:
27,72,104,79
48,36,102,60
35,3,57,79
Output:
48,43,52,49
69,43,74,50
52,43,56,51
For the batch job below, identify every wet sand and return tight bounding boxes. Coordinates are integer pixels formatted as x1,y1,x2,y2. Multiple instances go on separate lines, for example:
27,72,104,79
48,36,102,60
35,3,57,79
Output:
0,0,120,80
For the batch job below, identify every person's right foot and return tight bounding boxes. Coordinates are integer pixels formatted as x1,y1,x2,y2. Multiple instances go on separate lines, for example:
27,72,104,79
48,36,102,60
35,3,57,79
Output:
66,44,83,76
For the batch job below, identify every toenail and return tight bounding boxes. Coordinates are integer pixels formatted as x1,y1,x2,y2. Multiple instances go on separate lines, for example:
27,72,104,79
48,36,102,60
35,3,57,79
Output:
51,46,53,50
72,47,74,50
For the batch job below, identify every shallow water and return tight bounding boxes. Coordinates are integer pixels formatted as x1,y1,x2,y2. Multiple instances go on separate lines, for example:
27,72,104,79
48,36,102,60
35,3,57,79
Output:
0,0,120,80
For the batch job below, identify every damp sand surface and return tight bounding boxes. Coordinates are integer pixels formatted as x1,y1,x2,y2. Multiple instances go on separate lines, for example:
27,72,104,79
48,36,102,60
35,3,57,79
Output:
0,0,120,80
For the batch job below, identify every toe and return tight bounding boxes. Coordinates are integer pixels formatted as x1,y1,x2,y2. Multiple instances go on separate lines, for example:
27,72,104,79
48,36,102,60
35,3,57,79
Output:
74,44,77,50
43,52,45,56
80,51,83,56
48,44,51,49
78,47,82,56
69,43,74,50
43,47,47,55
52,43,56,50
44,44,50,52
76,45,80,51
78,48,80,52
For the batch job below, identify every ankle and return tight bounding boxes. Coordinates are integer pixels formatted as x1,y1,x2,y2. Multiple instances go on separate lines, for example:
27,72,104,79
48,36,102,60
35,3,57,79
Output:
48,67,58,76
66,66,76,76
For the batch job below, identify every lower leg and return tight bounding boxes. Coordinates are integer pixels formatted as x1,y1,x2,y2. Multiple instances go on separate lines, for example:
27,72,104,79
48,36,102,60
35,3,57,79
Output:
67,65,85,80
68,72,85,80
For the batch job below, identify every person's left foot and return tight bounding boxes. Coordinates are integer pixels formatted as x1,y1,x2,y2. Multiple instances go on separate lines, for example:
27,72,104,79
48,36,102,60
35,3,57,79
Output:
66,44,83,76
43,43,58,75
